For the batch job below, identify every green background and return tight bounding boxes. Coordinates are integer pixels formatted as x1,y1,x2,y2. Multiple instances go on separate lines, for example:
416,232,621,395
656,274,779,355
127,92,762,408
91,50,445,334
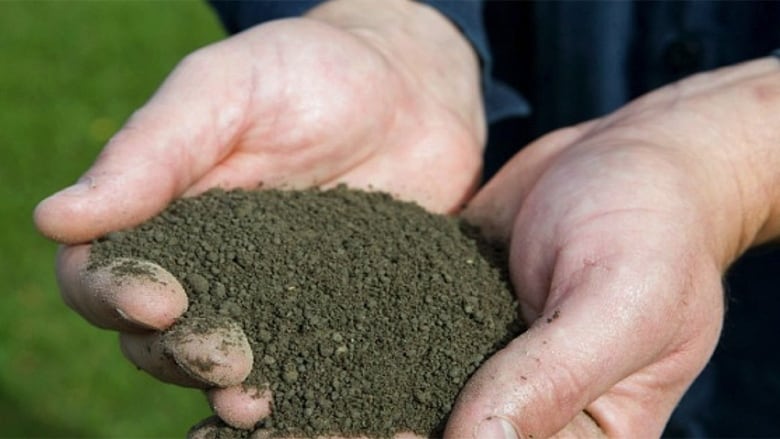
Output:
0,1,225,436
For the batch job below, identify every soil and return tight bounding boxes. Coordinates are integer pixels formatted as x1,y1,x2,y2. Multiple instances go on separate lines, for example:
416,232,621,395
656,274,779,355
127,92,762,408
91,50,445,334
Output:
89,187,524,438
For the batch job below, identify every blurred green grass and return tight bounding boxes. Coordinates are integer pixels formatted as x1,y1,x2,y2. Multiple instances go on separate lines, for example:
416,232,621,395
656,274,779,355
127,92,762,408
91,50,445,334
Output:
0,1,225,436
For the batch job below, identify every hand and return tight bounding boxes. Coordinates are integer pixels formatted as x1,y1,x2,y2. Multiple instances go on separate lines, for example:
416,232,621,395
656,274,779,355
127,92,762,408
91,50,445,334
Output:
448,57,780,438
34,0,484,432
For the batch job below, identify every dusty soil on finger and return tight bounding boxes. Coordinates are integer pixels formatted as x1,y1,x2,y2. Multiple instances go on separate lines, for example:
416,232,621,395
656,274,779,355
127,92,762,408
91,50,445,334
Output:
89,187,524,438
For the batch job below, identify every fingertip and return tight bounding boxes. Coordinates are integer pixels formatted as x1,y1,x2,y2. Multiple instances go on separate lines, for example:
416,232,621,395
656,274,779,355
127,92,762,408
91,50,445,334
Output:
444,333,549,439
34,179,98,244
187,417,275,439
38,173,180,245
57,245,188,331
120,332,208,388
108,258,189,330
209,385,272,430
444,306,621,439
187,416,223,439
83,257,188,331
163,317,253,387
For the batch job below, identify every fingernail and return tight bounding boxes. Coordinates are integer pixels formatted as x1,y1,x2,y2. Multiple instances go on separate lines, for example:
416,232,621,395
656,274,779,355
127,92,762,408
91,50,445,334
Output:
475,416,519,439
163,317,253,386
115,307,158,331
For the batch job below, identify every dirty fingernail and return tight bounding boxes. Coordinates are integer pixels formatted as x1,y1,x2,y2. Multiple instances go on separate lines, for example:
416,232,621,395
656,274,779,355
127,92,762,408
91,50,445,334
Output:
115,307,158,331
164,318,253,386
96,258,188,330
476,416,519,439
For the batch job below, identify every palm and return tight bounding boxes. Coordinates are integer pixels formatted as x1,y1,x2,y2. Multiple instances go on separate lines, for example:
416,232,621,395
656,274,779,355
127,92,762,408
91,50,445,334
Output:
172,19,481,213
36,18,482,246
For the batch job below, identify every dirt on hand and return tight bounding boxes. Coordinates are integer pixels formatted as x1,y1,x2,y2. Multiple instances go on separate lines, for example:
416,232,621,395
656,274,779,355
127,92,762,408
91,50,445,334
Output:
89,187,524,438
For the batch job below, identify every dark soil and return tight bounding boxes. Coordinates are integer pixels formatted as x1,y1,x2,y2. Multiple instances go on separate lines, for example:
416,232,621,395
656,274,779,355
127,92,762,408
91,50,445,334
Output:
89,187,524,438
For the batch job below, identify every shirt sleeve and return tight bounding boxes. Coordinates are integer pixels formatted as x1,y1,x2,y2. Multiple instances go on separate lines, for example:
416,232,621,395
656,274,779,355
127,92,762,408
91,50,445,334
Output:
422,1,529,122
207,0,529,123
208,1,317,34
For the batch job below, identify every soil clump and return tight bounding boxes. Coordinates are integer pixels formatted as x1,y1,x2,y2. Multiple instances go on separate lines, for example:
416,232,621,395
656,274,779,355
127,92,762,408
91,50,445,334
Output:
89,187,524,438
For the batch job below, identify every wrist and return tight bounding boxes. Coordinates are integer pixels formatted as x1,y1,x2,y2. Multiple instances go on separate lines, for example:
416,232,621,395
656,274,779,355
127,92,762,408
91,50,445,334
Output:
305,0,486,144
740,58,780,247
679,57,780,263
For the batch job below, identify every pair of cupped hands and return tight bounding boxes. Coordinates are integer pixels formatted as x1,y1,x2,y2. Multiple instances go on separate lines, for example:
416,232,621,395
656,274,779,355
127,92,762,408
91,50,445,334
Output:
33,1,780,438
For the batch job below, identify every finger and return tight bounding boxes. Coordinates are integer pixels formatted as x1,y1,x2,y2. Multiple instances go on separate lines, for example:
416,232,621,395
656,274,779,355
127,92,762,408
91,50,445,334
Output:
208,385,273,430
187,416,225,439
56,245,188,331
33,42,253,244
161,317,254,387
187,417,274,439
444,247,724,439
472,411,603,439
550,412,604,439
119,332,205,388
120,318,253,388
187,417,276,439
462,120,599,241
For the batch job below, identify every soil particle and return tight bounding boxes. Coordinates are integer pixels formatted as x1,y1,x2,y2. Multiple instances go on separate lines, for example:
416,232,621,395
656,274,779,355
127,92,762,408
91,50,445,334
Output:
186,273,211,295
89,187,524,438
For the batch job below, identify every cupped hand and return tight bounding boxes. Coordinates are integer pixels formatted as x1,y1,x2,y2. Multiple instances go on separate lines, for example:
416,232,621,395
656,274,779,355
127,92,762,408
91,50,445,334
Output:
34,0,484,432
36,3,484,244
448,57,780,438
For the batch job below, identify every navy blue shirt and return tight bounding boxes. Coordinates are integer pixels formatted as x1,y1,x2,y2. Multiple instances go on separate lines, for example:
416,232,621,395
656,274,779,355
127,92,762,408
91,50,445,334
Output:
208,2,780,437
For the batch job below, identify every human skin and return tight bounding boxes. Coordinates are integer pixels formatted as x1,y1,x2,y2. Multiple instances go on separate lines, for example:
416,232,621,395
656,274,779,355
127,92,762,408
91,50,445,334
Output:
36,0,482,436
454,56,780,439
34,0,780,438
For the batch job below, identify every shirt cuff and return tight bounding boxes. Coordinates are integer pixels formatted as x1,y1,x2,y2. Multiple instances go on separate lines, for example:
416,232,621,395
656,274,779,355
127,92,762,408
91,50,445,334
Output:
422,1,529,123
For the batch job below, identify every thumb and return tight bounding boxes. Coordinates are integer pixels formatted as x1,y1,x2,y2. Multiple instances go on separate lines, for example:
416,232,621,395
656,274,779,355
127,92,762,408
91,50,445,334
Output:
444,245,722,439
444,308,617,439
34,44,251,244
